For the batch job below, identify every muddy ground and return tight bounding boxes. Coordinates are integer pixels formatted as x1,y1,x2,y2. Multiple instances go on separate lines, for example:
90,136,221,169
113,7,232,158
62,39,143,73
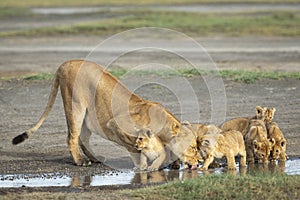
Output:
0,36,300,195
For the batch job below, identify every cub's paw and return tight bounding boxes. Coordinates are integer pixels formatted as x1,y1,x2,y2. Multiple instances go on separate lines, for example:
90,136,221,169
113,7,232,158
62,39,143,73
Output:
147,166,158,171
199,167,208,171
227,166,237,170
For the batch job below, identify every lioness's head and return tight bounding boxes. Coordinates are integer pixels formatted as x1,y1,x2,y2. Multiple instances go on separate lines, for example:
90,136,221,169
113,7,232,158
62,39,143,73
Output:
270,139,286,161
169,122,200,168
253,138,275,163
135,128,152,150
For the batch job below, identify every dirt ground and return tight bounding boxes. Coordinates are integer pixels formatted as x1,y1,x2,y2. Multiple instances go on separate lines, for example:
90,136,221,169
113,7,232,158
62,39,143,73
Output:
0,75,299,166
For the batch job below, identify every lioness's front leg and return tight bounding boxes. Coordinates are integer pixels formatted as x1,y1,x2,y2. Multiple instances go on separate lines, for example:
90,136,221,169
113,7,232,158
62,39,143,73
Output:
79,123,102,163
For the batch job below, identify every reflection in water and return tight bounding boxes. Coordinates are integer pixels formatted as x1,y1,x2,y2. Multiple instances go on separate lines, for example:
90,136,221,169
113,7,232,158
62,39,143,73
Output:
0,159,299,188
247,160,286,175
69,161,287,187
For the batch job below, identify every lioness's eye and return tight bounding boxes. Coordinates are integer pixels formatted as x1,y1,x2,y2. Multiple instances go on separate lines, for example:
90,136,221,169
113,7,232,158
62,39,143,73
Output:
139,138,143,141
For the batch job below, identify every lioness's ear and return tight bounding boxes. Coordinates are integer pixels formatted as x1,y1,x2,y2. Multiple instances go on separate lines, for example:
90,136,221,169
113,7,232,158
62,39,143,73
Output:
171,123,180,136
181,120,191,126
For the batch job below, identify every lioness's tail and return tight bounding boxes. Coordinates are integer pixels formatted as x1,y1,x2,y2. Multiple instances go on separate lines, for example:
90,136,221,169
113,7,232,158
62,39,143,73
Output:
12,73,60,145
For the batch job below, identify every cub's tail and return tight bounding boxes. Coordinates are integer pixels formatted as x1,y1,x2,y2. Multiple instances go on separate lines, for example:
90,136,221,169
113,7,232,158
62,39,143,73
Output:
12,73,60,145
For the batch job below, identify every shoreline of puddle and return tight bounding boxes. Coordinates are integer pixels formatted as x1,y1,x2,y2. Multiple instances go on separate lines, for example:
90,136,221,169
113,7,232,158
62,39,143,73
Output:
1,159,299,188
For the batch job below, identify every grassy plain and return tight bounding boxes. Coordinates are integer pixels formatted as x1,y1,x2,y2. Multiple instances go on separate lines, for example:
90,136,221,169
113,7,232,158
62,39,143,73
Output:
1,0,300,7
1,10,299,37
17,69,300,84
123,174,300,199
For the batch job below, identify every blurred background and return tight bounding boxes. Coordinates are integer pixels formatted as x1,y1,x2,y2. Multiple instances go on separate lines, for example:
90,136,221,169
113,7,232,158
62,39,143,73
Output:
0,0,299,77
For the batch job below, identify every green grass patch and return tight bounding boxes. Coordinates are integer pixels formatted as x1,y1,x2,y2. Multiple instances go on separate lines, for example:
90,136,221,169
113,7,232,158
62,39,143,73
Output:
122,174,300,199
1,10,299,37
22,73,54,81
0,7,32,18
220,70,300,83
17,69,300,83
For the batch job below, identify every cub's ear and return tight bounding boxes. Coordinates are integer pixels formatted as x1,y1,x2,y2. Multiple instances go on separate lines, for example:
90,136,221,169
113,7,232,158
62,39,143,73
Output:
256,106,263,114
280,139,286,147
270,108,276,117
145,129,152,138
253,140,259,150
269,138,276,146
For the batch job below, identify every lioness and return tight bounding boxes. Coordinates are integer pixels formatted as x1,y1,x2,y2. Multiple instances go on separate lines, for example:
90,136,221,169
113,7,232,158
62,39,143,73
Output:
220,106,267,137
245,120,275,163
198,130,247,170
135,128,166,171
267,122,287,161
12,60,198,168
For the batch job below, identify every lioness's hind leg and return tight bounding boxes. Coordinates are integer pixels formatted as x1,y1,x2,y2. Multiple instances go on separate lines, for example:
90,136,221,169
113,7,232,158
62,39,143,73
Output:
79,123,102,163
65,105,90,166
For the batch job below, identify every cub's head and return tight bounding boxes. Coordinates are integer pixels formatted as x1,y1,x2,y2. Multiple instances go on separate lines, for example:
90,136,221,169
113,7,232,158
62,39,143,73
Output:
135,128,152,150
253,138,275,163
264,107,276,123
255,106,267,120
270,139,286,161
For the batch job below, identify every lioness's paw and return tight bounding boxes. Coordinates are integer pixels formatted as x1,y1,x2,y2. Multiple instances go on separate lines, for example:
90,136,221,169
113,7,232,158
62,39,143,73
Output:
76,159,92,167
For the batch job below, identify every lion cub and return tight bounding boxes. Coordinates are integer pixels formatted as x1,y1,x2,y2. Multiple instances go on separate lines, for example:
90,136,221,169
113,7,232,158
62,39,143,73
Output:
198,130,247,170
220,106,267,137
267,122,287,161
135,128,166,171
245,120,275,163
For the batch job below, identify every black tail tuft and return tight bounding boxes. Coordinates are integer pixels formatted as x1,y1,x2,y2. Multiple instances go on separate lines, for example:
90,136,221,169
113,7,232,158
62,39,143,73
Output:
12,132,28,145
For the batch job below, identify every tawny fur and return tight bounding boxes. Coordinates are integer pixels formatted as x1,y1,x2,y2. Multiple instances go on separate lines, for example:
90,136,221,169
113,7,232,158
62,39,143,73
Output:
219,106,267,137
245,120,275,163
198,130,247,170
267,122,287,161
134,128,166,171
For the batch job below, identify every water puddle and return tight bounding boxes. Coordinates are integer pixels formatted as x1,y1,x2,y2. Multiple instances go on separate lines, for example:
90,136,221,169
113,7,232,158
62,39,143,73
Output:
31,4,300,15
1,159,299,188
